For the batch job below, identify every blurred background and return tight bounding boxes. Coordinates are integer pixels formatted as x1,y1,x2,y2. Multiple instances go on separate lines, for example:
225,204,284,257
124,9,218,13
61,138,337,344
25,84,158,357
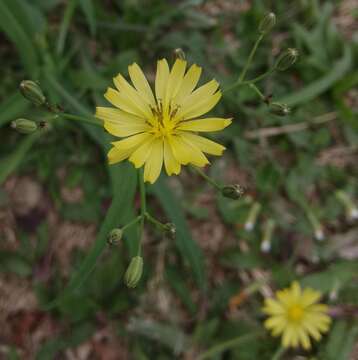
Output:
0,0,357,359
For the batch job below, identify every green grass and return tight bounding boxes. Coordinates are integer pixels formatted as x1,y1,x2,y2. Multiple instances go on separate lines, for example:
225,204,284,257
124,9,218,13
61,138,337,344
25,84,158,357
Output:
0,0,357,359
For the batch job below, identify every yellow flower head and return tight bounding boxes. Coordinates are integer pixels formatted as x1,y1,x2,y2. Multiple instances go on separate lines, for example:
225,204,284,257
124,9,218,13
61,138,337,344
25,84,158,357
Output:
96,59,232,183
262,281,331,350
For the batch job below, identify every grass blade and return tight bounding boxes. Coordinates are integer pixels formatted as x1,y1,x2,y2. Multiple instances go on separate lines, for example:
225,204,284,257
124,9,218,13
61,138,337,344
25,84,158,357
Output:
152,177,207,290
0,132,41,185
79,0,96,35
41,72,138,308
57,0,79,55
0,0,40,75
279,45,352,106
0,93,29,127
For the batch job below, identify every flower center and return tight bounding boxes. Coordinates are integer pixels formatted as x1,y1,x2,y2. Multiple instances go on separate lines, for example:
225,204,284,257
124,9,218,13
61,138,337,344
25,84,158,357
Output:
287,305,304,322
149,101,179,138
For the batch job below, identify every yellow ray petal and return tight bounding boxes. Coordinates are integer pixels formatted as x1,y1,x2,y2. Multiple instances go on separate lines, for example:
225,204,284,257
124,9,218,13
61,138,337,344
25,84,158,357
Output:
95,107,146,125
112,132,152,152
176,118,232,132
297,327,311,350
301,289,322,307
308,304,328,313
143,139,164,184
291,281,302,301
178,91,222,120
129,137,156,168
262,298,285,315
174,64,202,105
113,74,152,119
168,135,196,165
164,137,181,175
107,146,133,165
264,315,286,331
165,59,186,108
179,135,209,167
128,63,156,106
282,325,295,348
302,321,322,341
104,120,152,137
176,79,219,115
105,87,149,119
179,132,225,156
168,134,209,167
155,59,170,103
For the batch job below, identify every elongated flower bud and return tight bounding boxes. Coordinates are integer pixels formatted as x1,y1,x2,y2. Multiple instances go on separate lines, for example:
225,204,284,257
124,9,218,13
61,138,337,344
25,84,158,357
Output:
164,222,176,240
107,228,123,245
244,202,261,231
261,219,275,253
173,48,185,60
221,184,244,200
19,80,46,106
305,208,324,241
124,256,143,288
335,190,358,221
274,48,299,71
269,102,290,116
259,12,276,34
11,118,38,134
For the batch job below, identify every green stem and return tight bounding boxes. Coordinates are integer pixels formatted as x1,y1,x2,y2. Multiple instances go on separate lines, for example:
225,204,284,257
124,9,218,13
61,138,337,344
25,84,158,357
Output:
249,83,266,101
145,212,167,230
243,68,276,85
122,216,142,232
137,168,146,256
239,33,264,82
223,33,265,94
197,332,263,360
59,113,102,127
192,166,222,191
271,346,285,360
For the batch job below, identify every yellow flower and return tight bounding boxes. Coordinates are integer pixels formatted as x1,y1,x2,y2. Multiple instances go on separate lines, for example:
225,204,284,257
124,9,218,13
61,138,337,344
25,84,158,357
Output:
96,59,231,183
262,281,331,350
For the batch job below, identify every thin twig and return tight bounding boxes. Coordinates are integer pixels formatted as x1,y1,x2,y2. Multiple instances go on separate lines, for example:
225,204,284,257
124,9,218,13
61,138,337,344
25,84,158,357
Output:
244,112,337,139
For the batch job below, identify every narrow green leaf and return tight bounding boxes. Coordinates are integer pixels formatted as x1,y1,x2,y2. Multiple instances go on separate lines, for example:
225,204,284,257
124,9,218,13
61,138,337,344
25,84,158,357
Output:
279,45,352,106
165,266,197,314
197,332,263,360
0,93,29,127
41,73,138,307
152,177,207,290
127,317,190,354
57,0,80,55
0,0,40,75
36,322,95,360
79,0,96,35
0,132,41,185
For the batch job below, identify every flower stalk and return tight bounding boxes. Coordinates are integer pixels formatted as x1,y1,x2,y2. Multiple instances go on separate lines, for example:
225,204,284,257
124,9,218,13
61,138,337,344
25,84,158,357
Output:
192,166,222,192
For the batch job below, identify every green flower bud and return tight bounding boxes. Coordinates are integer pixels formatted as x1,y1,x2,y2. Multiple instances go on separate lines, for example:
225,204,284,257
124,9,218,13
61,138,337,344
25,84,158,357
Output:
221,184,244,200
269,102,291,116
259,12,276,34
107,228,123,245
124,256,143,288
11,118,38,134
164,222,176,239
274,48,299,71
173,48,185,60
19,80,46,106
